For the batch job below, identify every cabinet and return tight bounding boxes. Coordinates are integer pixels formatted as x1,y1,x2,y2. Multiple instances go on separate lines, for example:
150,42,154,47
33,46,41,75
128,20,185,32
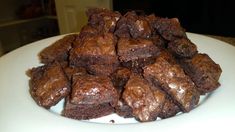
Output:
0,0,59,54
55,0,113,34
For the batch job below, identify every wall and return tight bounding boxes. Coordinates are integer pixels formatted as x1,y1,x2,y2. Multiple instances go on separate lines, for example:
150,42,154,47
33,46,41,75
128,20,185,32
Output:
0,0,30,22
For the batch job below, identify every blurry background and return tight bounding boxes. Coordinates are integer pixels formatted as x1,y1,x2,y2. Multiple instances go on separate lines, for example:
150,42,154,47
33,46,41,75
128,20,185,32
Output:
0,0,234,55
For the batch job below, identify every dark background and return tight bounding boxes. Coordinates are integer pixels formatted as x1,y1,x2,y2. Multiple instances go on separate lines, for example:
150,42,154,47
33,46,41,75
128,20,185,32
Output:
113,0,235,37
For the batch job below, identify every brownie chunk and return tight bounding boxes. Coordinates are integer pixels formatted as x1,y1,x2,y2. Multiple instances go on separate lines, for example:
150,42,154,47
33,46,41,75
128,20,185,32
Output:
115,11,152,38
118,38,160,62
168,38,198,58
63,74,118,120
86,8,121,33
63,97,114,120
39,34,78,64
154,18,186,41
143,52,200,112
28,62,70,109
179,53,222,94
70,33,119,75
122,74,165,122
70,74,118,106
158,97,181,119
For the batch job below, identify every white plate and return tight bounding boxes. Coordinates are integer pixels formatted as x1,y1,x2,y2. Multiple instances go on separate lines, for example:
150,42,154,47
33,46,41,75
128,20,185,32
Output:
0,33,235,132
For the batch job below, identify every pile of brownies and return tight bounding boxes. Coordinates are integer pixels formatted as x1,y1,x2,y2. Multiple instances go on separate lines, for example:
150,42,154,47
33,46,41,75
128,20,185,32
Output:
28,8,222,122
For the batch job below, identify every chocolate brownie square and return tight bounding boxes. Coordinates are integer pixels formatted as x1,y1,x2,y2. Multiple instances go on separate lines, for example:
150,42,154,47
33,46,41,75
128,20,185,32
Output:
179,53,222,94
122,74,165,122
70,33,119,75
28,61,70,109
39,34,78,64
115,11,152,38
63,74,118,120
143,51,200,112
70,74,118,105
154,18,187,41
86,8,121,33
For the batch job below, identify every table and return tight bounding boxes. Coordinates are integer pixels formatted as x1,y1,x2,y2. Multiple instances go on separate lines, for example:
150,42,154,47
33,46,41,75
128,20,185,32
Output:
207,35,235,47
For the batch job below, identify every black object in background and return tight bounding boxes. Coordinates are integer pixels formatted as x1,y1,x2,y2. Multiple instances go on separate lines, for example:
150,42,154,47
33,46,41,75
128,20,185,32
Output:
113,0,235,37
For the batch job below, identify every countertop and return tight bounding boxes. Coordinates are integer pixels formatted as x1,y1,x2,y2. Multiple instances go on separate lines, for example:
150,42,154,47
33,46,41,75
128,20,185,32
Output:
207,35,235,47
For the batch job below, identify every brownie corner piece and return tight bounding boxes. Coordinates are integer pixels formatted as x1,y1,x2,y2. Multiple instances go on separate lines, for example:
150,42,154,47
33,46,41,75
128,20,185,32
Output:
29,61,70,109
180,53,222,94
143,52,200,112
155,18,186,41
63,74,119,120
39,34,78,64
69,33,118,66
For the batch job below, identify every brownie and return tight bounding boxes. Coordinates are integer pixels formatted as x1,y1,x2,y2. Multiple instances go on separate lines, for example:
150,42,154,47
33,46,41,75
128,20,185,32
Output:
179,53,222,94
28,61,70,109
143,52,200,112
115,11,152,38
39,34,78,64
168,38,198,58
27,8,223,122
158,97,181,119
86,8,121,33
63,97,114,120
63,74,118,120
70,33,119,75
122,74,165,122
154,18,187,41
70,74,118,106
117,37,160,62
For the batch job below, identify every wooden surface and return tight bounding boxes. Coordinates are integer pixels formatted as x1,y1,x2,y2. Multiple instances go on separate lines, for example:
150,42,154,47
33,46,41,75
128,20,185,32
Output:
207,35,235,47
